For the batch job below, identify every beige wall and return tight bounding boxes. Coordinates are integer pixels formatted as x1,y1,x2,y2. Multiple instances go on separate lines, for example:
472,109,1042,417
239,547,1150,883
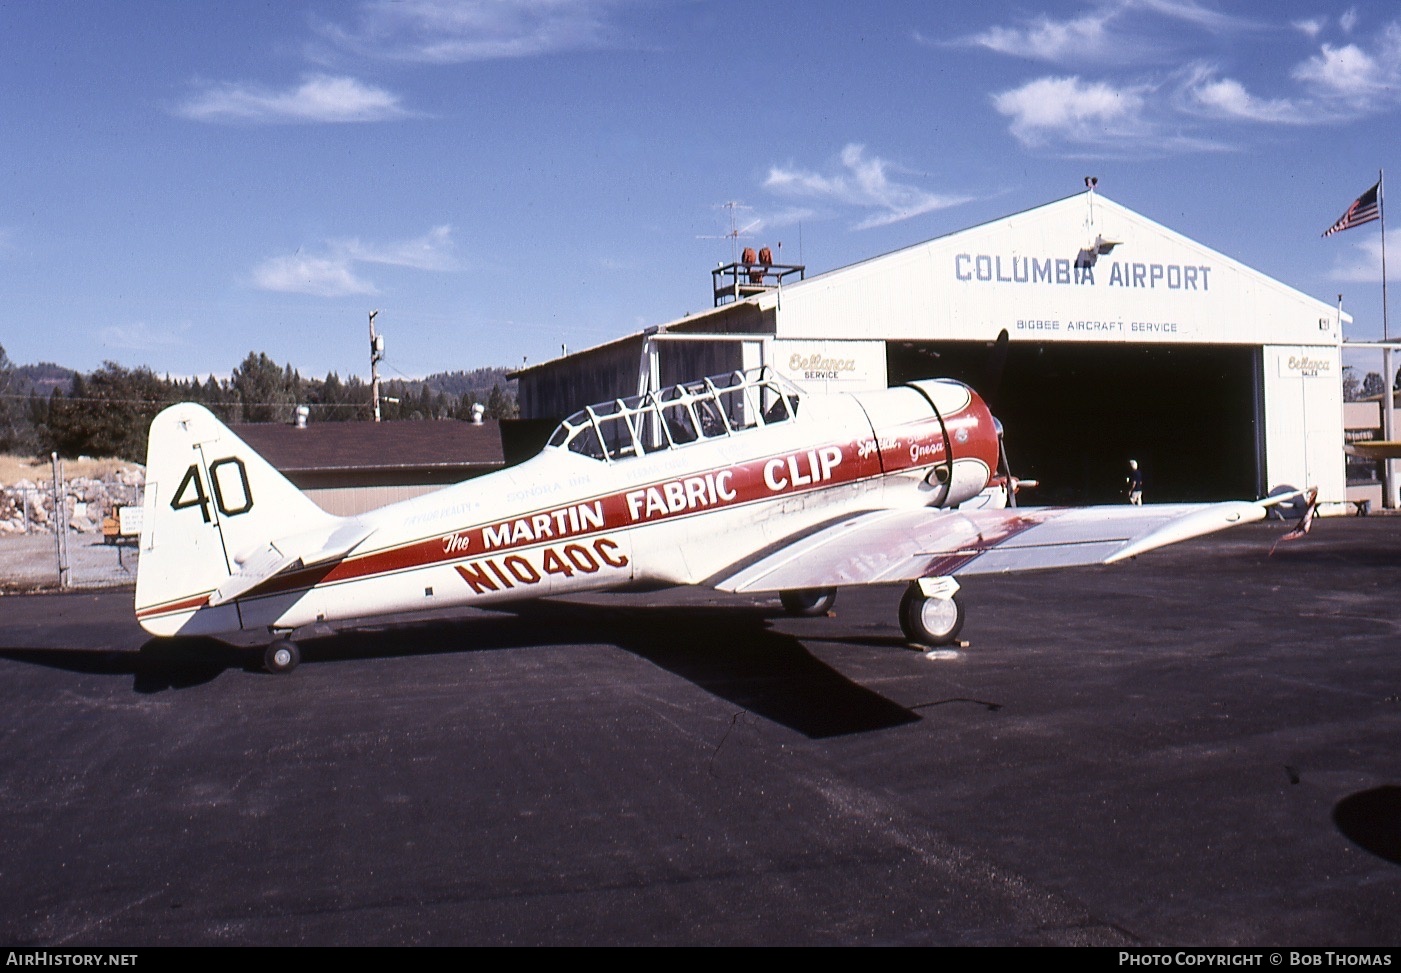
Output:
305,484,442,516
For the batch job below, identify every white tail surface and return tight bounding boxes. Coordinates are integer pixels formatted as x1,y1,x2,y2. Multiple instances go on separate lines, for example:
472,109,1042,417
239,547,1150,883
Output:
135,403,343,636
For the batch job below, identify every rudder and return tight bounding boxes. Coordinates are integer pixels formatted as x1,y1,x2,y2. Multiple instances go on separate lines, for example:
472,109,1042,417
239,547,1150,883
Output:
135,403,341,636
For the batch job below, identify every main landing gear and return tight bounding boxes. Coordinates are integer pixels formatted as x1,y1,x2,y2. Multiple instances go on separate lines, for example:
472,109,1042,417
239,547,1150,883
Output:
779,579,965,648
898,578,965,647
780,587,838,616
264,638,301,674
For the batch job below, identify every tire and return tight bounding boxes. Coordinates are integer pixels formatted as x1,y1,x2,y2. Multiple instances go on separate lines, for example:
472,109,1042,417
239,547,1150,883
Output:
780,587,837,617
898,584,965,646
264,639,301,674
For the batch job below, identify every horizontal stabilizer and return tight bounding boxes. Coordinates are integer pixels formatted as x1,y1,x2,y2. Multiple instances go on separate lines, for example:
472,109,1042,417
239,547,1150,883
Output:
210,522,375,607
714,501,1266,593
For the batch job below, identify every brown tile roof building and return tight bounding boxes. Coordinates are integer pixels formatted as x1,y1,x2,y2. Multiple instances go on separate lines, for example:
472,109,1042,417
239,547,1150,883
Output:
232,419,504,479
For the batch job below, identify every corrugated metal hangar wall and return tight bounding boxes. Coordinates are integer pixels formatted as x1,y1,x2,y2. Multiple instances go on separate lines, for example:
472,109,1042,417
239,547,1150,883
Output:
516,191,1345,505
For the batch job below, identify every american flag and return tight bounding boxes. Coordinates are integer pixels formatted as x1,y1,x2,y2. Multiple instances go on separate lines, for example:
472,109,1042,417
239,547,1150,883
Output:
1322,180,1381,237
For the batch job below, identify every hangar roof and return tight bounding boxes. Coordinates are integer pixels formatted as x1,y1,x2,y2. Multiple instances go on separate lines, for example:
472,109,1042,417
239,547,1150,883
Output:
770,191,1348,347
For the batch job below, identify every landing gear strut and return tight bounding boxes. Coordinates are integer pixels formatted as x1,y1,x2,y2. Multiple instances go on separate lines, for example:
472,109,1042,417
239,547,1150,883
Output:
898,579,965,646
780,587,838,616
264,638,301,674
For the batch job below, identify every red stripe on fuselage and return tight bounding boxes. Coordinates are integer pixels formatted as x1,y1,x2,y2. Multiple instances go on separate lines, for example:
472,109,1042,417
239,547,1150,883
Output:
135,591,216,621
212,415,955,606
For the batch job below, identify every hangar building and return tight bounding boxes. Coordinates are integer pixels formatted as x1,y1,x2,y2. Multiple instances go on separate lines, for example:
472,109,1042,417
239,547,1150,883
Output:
516,191,1347,505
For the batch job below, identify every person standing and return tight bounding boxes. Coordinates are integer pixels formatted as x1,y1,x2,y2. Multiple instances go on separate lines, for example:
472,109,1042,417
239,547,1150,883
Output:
1125,459,1143,505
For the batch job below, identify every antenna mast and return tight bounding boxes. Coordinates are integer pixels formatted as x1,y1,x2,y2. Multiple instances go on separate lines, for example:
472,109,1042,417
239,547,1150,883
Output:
369,310,384,422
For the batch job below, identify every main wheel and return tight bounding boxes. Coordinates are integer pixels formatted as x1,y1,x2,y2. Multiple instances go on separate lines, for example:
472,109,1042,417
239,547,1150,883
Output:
264,639,301,674
898,584,965,646
780,587,837,617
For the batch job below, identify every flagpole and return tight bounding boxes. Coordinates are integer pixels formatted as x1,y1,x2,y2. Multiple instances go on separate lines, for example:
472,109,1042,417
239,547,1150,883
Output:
1382,168,1389,342
1381,169,1398,508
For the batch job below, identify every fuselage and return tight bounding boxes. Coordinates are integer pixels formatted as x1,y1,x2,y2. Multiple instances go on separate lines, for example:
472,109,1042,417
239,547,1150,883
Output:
136,370,999,638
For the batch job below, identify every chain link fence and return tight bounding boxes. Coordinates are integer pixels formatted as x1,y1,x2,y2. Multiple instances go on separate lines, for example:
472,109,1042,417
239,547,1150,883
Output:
0,458,143,590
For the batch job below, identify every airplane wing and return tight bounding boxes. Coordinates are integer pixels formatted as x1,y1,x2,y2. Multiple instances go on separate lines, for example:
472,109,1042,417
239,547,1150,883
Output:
713,501,1266,594
210,521,376,607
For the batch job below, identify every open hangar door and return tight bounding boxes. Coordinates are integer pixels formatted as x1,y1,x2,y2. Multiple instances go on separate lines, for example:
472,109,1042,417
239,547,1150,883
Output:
887,341,1263,504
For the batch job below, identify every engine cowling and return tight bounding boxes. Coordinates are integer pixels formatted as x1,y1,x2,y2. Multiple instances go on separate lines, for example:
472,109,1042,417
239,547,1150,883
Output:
854,379,1002,508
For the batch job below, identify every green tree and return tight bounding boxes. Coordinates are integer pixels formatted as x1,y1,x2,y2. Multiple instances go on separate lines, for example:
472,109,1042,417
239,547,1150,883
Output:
0,343,26,453
485,383,518,419
1342,366,1361,402
232,352,297,423
45,362,170,461
314,372,352,421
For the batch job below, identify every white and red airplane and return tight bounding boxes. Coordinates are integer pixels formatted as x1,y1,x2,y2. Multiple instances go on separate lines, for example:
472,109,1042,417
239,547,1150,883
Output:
135,367,1282,673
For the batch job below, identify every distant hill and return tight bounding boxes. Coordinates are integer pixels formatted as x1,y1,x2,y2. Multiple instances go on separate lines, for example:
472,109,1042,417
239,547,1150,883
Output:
420,367,516,398
12,362,76,397
7,359,514,402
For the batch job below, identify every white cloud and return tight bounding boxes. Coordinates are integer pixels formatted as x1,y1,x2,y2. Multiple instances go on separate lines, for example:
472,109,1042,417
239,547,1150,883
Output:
1327,231,1384,284
1293,41,1392,99
1182,66,1304,123
992,76,1148,147
1293,18,1325,39
98,321,192,352
761,206,818,229
339,225,458,271
953,5,1401,154
764,144,968,230
313,0,627,64
951,0,1262,66
251,227,459,297
177,74,411,124
1132,0,1258,33
1180,24,1401,127
963,11,1115,63
252,254,379,297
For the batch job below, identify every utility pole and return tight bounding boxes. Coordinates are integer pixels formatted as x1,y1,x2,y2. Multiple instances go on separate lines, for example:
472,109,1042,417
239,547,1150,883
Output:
369,309,384,422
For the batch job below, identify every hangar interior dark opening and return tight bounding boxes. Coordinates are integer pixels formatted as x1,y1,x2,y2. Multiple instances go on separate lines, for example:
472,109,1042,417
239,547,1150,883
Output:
887,342,1262,504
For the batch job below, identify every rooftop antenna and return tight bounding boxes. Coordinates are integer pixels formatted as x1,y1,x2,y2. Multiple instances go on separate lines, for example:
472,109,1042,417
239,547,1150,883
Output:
698,201,760,264
1084,176,1099,228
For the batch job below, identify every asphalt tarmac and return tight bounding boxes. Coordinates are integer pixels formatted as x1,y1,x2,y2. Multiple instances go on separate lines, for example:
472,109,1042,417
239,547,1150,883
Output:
1,517,1398,946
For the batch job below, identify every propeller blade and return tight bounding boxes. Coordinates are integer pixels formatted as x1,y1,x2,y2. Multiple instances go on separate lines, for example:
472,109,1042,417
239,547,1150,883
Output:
983,328,1010,408
997,432,1016,508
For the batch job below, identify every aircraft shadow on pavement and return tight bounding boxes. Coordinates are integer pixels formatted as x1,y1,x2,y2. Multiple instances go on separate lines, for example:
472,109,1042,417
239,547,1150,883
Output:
492,600,921,738
0,601,920,738
1333,786,1401,866
0,639,250,693
321,601,920,738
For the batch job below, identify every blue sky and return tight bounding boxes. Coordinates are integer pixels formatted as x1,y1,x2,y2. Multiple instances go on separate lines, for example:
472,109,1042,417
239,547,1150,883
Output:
2,0,1398,382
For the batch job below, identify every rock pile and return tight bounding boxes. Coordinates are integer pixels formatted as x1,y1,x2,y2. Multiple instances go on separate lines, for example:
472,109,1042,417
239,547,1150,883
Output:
0,466,146,535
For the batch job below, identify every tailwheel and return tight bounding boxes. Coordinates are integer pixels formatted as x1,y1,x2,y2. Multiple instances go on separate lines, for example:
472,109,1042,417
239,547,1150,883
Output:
264,638,301,674
780,587,837,617
898,581,965,646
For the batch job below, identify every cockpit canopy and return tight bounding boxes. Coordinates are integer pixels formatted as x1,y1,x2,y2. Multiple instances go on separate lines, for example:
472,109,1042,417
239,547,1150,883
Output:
546,368,803,462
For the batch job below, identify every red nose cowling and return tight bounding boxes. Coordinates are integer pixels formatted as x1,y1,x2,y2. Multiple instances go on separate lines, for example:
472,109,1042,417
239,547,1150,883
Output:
891,380,1002,507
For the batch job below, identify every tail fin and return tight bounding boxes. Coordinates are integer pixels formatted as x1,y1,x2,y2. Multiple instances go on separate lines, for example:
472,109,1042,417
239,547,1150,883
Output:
135,403,342,636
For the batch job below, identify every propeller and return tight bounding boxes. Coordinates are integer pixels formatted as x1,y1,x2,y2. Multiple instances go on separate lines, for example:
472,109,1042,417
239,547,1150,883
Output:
983,328,1010,408
982,330,1037,507
992,419,1038,507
